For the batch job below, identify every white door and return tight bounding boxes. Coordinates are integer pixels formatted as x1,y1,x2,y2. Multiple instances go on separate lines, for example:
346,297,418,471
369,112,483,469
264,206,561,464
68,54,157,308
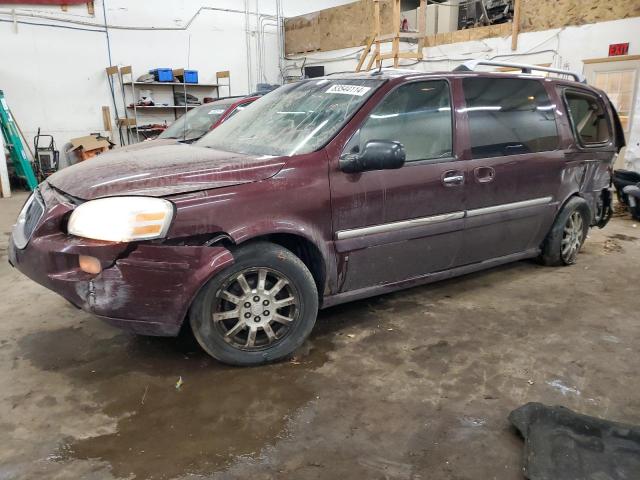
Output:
584,56,640,170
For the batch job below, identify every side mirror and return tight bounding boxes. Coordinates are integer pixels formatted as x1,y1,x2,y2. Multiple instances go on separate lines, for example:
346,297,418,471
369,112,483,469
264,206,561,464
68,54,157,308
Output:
340,140,406,173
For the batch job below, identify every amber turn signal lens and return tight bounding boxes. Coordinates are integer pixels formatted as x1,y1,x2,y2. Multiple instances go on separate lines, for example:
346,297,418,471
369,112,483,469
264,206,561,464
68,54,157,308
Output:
132,224,163,236
79,255,102,274
135,212,166,222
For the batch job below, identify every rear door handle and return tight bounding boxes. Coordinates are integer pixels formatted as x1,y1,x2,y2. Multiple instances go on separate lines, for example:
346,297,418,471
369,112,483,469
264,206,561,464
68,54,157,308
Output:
474,166,495,183
442,170,465,186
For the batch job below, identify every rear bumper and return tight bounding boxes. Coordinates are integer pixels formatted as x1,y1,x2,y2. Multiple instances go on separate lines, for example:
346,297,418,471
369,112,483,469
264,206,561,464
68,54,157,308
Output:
594,188,613,229
8,186,234,336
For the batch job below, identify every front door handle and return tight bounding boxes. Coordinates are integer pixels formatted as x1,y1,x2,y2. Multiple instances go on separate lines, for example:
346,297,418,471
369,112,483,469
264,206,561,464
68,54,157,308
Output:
442,170,465,186
474,166,495,183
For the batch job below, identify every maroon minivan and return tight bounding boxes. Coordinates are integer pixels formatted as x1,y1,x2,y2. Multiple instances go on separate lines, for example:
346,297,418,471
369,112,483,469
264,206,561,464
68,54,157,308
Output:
9,62,624,365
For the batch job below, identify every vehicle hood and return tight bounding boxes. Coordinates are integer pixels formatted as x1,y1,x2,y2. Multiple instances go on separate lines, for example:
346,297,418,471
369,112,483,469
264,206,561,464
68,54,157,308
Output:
114,138,179,152
47,143,286,199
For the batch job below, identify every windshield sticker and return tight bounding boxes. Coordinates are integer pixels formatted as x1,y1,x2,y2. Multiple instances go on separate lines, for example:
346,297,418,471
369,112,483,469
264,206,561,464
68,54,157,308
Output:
326,84,372,96
208,109,226,115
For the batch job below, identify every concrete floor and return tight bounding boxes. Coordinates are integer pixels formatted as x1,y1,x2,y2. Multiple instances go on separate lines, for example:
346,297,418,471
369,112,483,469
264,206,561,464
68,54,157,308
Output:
1,190,639,480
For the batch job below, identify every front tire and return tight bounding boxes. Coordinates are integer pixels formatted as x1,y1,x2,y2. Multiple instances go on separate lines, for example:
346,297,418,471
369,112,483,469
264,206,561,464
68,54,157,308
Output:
189,242,318,366
540,197,590,266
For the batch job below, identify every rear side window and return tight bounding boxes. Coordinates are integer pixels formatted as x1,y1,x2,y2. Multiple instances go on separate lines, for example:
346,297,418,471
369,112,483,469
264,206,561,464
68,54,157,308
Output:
462,78,559,159
564,90,610,146
351,80,453,162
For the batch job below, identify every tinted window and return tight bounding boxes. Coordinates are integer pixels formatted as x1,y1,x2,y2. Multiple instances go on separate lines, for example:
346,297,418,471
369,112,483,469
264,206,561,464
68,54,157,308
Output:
462,78,559,159
565,90,610,145
348,80,453,162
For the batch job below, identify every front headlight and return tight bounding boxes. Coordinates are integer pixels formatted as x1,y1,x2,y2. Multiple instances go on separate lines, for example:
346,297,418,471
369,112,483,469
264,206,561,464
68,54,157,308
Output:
12,193,38,249
68,197,174,242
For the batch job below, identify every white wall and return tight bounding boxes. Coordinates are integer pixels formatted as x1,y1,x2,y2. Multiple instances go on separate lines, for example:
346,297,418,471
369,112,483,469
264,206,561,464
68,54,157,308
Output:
284,0,355,17
0,0,351,156
283,17,640,170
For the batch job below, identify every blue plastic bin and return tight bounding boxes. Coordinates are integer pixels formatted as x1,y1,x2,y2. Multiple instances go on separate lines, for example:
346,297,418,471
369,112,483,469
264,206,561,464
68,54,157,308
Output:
183,70,199,84
173,69,199,84
150,68,174,82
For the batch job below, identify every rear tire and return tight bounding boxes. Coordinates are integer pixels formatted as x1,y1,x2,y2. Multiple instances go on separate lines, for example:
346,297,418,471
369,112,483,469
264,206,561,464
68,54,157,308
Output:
189,242,318,366
539,197,590,266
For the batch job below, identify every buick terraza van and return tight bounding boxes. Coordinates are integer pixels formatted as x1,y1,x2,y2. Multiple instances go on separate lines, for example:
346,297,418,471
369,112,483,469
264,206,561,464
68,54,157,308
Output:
9,61,624,365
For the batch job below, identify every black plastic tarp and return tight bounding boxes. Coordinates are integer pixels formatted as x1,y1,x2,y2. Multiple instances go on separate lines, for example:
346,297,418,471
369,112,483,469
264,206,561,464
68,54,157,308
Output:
509,402,640,480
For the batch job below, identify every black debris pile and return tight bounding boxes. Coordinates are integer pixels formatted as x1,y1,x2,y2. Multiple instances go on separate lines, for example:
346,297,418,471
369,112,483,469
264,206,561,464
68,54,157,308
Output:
509,402,640,480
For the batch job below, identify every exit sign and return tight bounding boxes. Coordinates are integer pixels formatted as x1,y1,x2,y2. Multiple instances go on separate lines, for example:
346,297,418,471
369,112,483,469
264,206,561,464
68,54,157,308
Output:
608,43,629,57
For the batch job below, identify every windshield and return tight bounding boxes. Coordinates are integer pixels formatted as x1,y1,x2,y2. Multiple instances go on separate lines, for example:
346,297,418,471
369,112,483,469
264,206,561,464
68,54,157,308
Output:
197,79,382,156
159,102,231,141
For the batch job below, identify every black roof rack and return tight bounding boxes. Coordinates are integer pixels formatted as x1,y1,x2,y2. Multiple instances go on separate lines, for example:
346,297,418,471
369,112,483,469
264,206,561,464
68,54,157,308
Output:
454,60,586,83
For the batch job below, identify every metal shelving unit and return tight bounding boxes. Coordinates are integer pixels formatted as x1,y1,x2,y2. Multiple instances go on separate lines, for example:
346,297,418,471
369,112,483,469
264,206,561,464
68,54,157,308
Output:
123,81,221,87
117,66,224,143
126,105,200,109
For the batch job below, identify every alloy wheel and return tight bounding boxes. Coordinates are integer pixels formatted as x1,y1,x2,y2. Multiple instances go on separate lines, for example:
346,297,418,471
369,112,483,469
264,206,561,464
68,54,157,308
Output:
212,268,299,351
561,211,584,263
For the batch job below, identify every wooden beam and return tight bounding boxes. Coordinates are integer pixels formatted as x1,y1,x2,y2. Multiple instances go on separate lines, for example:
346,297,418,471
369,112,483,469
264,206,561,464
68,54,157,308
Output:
356,0,426,72
583,54,640,64
417,0,426,60
511,0,521,51
380,51,422,60
366,50,377,71
398,51,421,59
379,32,424,41
102,106,112,132
392,0,401,68
373,0,381,69
356,36,374,72
378,33,397,41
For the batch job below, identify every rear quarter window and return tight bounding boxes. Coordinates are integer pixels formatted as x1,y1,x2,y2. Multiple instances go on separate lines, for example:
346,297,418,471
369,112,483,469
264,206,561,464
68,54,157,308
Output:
564,89,611,146
462,77,560,159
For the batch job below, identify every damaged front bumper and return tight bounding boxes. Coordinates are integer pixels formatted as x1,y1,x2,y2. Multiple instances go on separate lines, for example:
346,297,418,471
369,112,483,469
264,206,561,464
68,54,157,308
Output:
8,185,233,336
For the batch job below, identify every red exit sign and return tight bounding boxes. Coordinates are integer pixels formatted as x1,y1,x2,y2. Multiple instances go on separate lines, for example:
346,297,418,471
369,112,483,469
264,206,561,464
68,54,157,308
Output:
609,43,629,57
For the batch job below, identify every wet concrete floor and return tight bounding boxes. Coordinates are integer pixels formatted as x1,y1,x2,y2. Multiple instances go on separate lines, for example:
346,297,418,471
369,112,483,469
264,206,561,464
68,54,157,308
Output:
1,191,639,479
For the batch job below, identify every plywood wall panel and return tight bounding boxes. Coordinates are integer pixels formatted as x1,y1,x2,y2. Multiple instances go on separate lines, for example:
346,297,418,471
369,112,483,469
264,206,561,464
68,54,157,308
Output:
285,0,640,55
285,0,396,54
520,0,640,32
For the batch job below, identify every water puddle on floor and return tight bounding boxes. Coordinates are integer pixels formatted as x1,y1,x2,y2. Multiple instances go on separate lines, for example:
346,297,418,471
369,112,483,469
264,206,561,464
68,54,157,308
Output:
18,325,332,479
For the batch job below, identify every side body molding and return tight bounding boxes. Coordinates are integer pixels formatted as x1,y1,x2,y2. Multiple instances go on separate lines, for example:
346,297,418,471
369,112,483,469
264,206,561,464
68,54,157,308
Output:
335,196,554,241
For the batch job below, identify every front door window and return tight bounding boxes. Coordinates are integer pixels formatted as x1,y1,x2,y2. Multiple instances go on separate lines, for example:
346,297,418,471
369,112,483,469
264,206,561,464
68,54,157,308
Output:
347,80,453,163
